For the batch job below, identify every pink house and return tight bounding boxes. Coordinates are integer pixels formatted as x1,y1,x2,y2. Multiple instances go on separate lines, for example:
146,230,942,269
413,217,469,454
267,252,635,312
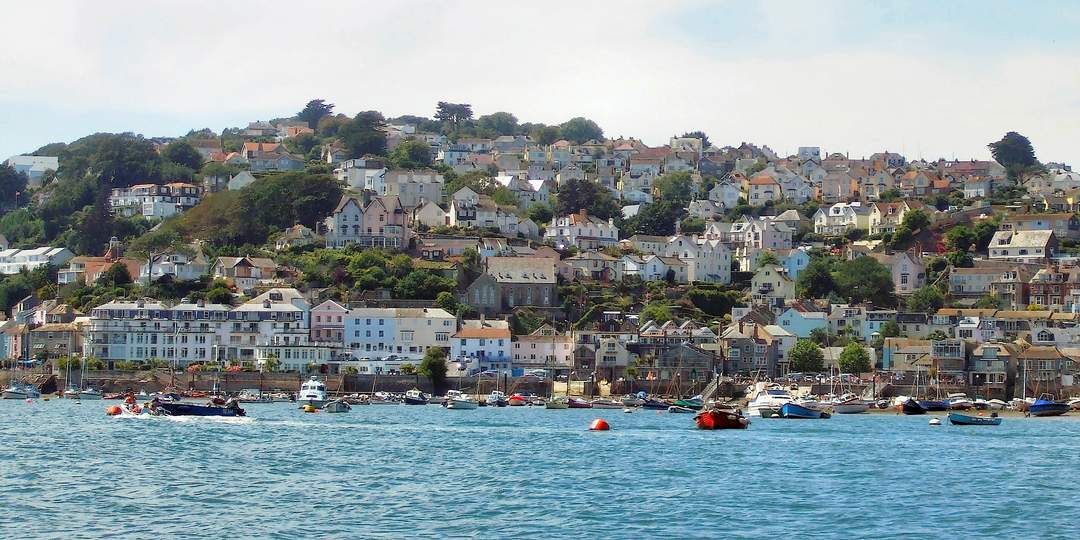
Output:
324,194,413,249
310,300,347,346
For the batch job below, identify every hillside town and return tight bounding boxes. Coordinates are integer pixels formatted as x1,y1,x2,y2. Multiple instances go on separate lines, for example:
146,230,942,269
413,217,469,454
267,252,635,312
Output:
1,102,1077,400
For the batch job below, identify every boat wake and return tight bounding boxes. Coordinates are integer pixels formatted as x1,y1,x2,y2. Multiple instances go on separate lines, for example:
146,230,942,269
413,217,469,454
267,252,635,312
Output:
111,411,255,424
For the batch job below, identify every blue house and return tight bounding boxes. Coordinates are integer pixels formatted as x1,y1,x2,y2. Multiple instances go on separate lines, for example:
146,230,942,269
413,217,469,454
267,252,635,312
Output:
777,306,827,338
776,248,812,282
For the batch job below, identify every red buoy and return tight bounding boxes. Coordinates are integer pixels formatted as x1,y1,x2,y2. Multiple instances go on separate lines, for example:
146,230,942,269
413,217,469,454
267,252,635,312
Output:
589,418,610,431
106,405,122,416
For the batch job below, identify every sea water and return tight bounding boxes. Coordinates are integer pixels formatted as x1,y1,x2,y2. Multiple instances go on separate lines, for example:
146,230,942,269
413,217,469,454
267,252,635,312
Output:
1,401,1078,539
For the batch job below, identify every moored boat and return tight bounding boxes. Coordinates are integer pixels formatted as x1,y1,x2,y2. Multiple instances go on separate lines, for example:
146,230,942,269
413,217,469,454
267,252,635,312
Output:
641,398,670,410
948,412,1001,425
2,382,41,400
673,396,704,411
567,397,593,409
779,402,828,419
918,399,950,412
322,399,351,413
694,407,750,430
404,389,429,405
1028,394,1070,417
487,391,508,407
545,396,570,409
446,394,479,409
621,394,645,407
589,398,623,409
948,393,974,410
508,393,528,406
297,376,329,408
829,394,869,414
668,405,696,414
746,383,792,418
900,398,928,415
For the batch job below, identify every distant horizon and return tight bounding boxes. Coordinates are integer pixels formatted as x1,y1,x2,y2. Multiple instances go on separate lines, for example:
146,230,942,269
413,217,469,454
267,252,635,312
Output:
3,1,1079,165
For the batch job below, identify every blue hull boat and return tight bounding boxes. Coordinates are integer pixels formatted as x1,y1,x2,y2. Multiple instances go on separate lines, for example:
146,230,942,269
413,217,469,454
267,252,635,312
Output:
779,402,825,419
642,399,670,410
157,402,246,417
1028,400,1070,417
948,412,1001,426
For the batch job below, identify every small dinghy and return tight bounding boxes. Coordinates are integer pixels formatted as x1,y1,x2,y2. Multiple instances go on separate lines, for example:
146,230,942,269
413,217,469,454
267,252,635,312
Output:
322,399,351,413
694,407,750,430
779,402,828,419
948,412,1001,426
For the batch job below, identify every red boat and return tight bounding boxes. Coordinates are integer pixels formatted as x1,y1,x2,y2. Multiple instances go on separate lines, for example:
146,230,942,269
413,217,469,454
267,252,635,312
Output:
694,407,750,430
508,394,527,406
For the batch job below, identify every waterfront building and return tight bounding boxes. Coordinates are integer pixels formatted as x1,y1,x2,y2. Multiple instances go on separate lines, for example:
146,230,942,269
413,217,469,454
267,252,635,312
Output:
450,318,512,374
343,307,455,360
0,247,75,275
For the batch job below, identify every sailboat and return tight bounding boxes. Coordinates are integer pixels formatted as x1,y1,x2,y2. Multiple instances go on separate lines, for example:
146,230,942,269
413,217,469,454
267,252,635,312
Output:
2,356,40,400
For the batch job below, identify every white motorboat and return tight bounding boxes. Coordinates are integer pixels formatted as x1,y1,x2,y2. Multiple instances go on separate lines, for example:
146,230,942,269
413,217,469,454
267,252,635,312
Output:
486,390,508,407
237,388,273,403
3,382,41,400
545,396,570,409
987,399,1008,410
829,393,869,414
746,383,793,418
297,376,329,408
947,393,974,410
446,392,479,409
322,399,351,413
590,398,624,409
78,388,103,400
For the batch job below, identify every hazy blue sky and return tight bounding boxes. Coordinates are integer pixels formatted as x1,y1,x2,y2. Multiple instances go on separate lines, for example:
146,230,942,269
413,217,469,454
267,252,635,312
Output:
3,0,1078,164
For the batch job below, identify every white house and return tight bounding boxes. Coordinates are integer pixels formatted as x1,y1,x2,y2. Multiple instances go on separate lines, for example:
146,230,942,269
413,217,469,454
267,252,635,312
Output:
5,155,58,186
0,247,74,275
451,318,513,374
545,210,619,250
343,307,455,361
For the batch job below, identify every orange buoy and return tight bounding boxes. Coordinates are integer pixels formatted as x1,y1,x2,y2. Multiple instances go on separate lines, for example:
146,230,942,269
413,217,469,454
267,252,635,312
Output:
106,405,122,416
589,418,610,431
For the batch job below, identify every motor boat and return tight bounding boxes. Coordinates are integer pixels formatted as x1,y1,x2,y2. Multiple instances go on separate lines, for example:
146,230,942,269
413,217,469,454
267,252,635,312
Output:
620,394,645,407
322,399,351,413
900,397,927,415
589,398,624,409
918,399,951,412
2,382,41,400
673,396,705,411
404,389,429,405
829,394,869,414
445,392,479,409
668,405,696,414
508,394,528,406
567,397,593,409
1028,394,1070,417
641,397,671,410
986,399,1008,410
368,392,400,405
947,393,974,410
694,406,750,430
153,398,246,417
746,383,793,418
77,388,103,400
545,396,570,409
297,376,329,408
487,391,508,407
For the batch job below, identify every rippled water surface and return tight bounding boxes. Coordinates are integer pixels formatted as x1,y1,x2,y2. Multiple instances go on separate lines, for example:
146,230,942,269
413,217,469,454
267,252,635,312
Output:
2,400,1079,539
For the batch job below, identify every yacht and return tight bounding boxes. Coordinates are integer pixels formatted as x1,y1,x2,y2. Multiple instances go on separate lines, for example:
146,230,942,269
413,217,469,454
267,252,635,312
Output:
746,383,793,418
297,376,329,408
2,382,41,400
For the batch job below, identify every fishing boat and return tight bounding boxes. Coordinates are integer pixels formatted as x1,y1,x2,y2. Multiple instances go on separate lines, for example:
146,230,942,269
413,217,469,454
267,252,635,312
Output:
589,398,623,409
154,399,246,417
672,396,704,411
947,393,974,410
508,394,528,406
829,394,869,414
297,376,329,408
487,390,508,407
746,383,792,418
322,399,351,413
2,381,41,400
694,407,750,430
900,398,928,415
567,397,593,409
948,412,1001,426
545,396,570,409
445,393,479,409
1028,394,1070,417
779,402,828,419
404,389,429,405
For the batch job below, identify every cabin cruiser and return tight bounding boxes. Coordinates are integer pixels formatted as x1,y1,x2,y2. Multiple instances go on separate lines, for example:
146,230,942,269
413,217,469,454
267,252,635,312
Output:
948,393,974,410
297,376,329,408
746,383,793,418
2,382,41,400
404,389,429,405
487,390,508,407
445,390,478,410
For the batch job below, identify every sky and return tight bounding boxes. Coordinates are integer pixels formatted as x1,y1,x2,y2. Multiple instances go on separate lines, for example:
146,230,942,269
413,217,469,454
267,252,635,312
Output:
2,0,1079,165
